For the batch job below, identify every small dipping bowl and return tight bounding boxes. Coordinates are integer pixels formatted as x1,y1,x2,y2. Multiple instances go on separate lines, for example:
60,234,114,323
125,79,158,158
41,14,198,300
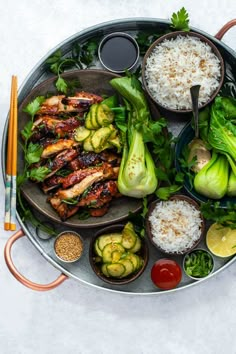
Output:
54,230,84,263
98,32,139,73
183,248,214,280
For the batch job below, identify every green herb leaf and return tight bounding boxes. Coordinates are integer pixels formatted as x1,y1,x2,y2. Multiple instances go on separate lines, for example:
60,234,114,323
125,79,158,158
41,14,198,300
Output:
27,166,50,182
21,121,34,141
25,142,43,165
170,7,190,32
55,76,68,93
23,96,45,117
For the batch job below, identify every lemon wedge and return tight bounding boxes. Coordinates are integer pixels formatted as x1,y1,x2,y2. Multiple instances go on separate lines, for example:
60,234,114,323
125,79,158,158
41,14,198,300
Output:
206,223,236,258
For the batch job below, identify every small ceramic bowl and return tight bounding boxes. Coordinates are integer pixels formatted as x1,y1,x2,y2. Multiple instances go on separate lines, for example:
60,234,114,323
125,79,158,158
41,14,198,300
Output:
98,32,140,73
54,230,84,263
89,224,149,285
142,31,224,113
146,194,205,255
183,248,215,280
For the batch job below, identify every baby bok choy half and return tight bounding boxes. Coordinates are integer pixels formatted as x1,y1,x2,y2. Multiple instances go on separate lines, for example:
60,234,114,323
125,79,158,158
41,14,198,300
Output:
110,75,166,198
194,150,229,199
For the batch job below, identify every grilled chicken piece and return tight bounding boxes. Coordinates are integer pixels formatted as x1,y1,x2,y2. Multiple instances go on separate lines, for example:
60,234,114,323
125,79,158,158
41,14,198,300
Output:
37,91,103,115
32,116,83,138
48,201,79,221
68,151,121,170
41,139,77,158
41,175,64,193
56,171,109,200
77,180,118,208
62,163,118,189
41,148,79,182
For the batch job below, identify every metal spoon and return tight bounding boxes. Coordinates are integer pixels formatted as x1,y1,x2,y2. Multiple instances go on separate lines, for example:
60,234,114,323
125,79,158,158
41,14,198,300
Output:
188,85,211,172
190,84,201,139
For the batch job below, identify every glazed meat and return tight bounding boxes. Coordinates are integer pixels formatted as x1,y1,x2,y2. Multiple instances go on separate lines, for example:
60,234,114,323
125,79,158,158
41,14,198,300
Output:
77,180,119,208
37,91,103,115
68,151,121,170
32,115,83,138
62,163,118,189
41,139,78,158
24,91,123,221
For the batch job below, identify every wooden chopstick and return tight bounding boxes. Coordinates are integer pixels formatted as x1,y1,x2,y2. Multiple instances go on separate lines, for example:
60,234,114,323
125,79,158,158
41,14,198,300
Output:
4,75,18,231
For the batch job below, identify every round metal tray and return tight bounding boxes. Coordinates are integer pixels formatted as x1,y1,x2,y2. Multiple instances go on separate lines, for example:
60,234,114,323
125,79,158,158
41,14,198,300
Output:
2,18,236,294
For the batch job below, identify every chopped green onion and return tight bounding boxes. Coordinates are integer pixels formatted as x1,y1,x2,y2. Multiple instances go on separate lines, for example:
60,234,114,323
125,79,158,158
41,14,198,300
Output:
184,250,214,278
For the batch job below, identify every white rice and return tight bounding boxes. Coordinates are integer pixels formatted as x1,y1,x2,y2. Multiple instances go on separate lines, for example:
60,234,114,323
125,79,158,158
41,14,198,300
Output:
144,35,221,110
149,199,202,253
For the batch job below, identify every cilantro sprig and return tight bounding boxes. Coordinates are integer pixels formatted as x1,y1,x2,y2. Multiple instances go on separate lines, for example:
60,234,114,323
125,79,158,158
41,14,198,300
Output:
200,201,236,229
170,7,190,32
46,40,99,93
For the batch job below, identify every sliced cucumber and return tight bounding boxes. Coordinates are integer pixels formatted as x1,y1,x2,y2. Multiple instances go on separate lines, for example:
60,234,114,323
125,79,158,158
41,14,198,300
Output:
90,104,100,129
121,222,137,249
102,243,125,263
109,135,122,152
118,258,134,278
97,104,114,126
74,126,91,142
106,263,125,278
129,236,141,253
94,238,103,257
97,233,123,251
83,131,95,151
84,111,93,129
101,264,110,277
125,253,141,271
91,126,112,151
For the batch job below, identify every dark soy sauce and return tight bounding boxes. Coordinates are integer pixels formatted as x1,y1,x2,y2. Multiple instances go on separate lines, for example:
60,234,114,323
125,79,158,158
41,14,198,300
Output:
100,35,138,72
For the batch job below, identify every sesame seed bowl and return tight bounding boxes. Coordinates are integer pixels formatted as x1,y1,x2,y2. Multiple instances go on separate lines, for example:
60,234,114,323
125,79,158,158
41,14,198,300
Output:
142,31,225,114
146,194,205,255
54,231,84,263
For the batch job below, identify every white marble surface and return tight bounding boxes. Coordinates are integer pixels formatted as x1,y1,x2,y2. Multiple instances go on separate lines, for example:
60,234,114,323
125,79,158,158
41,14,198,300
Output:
0,1,236,353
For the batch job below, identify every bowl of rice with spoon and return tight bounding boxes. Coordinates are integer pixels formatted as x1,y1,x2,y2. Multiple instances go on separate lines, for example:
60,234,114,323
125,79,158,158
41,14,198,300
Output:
146,194,205,255
142,31,224,113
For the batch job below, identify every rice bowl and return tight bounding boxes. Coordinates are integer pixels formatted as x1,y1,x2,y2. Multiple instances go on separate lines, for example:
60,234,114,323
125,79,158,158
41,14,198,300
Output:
146,195,204,254
142,31,224,111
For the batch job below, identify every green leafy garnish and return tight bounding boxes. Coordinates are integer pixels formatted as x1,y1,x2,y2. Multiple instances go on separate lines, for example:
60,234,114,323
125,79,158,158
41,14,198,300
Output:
27,166,51,182
25,142,43,166
200,201,236,229
170,7,190,32
23,96,45,117
46,39,99,94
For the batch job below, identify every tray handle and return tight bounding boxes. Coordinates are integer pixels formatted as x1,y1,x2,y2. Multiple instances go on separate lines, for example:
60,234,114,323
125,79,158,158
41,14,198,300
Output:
4,229,68,291
215,19,236,40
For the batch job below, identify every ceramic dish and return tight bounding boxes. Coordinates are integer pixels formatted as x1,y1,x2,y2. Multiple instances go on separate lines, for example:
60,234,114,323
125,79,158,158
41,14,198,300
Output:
89,224,149,285
146,194,205,255
142,31,224,113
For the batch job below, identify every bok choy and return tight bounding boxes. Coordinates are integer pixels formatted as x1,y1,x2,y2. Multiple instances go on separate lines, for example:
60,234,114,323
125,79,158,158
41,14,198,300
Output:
110,76,165,198
208,96,236,174
194,150,229,199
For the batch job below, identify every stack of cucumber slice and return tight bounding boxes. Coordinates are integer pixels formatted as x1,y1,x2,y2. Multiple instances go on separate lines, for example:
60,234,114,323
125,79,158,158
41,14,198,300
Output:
74,102,121,153
93,222,144,279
